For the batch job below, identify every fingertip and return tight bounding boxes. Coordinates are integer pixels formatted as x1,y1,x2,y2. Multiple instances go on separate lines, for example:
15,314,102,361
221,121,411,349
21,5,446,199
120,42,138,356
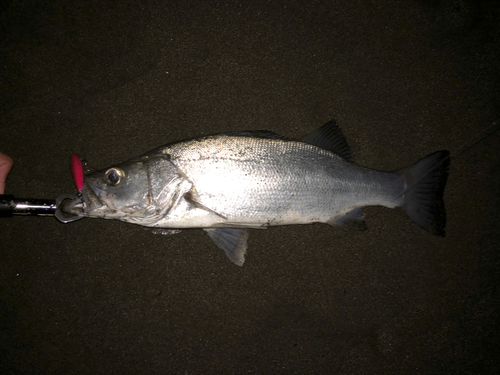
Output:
0,152,14,169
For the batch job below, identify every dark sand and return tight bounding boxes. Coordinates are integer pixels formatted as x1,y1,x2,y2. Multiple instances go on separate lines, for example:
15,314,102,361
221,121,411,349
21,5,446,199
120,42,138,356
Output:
1,0,499,373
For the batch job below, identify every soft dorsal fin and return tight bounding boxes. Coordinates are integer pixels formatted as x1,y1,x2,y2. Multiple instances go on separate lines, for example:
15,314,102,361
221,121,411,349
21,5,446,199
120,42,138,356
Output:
300,120,353,162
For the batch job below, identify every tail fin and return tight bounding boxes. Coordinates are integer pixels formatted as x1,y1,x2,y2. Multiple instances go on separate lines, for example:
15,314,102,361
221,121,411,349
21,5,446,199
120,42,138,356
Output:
397,150,450,236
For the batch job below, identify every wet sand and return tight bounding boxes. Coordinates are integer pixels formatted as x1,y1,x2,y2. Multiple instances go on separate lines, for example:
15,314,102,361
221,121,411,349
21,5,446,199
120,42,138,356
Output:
1,1,499,372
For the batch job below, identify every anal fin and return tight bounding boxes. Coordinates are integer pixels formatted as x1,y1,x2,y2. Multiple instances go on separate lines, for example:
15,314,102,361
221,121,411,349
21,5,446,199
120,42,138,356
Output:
327,207,365,227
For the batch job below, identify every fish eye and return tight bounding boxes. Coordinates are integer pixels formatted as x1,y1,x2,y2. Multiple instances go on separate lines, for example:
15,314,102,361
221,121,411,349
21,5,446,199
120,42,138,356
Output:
105,168,124,185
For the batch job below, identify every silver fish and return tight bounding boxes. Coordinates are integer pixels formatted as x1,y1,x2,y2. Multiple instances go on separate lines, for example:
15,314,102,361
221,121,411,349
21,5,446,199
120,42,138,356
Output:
65,121,450,266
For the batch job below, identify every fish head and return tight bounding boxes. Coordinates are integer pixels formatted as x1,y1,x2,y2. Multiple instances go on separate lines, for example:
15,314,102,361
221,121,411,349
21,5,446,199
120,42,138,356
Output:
68,160,151,219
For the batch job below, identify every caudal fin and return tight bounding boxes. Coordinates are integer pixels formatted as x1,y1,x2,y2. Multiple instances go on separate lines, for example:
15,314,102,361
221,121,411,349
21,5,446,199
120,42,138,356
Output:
397,150,450,236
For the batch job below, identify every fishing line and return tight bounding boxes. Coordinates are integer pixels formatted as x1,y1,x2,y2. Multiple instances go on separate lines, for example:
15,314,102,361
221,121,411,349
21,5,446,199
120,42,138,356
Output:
364,120,500,222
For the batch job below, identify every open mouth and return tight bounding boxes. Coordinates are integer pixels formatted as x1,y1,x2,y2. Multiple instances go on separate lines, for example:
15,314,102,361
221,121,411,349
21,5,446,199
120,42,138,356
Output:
64,155,113,217
82,182,107,212
58,194,85,217
59,181,105,217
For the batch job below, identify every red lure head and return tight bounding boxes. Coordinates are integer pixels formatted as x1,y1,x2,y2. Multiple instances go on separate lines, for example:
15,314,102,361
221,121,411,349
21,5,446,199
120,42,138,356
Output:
70,153,84,192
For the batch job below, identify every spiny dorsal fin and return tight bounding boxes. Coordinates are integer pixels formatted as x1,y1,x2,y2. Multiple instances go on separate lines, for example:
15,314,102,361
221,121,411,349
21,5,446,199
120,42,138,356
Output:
300,120,353,162
193,130,286,141
218,130,287,139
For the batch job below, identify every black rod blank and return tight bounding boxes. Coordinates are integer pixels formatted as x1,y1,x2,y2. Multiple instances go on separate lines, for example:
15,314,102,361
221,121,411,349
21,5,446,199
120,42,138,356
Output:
0,195,57,217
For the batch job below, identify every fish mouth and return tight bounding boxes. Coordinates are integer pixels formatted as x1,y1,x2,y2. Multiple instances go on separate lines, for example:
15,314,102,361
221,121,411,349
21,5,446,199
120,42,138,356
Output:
58,194,85,217
60,181,108,217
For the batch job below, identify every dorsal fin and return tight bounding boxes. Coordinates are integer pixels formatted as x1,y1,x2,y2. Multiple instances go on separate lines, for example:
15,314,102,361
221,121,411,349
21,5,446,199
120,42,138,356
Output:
300,120,353,162
219,130,287,139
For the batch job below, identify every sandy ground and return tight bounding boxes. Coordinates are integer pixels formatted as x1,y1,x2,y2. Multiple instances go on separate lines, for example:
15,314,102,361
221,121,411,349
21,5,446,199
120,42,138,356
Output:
1,0,499,373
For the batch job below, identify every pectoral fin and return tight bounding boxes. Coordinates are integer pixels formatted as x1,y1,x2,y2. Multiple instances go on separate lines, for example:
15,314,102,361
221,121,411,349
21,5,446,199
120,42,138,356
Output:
185,192,227,219
204,228,249,266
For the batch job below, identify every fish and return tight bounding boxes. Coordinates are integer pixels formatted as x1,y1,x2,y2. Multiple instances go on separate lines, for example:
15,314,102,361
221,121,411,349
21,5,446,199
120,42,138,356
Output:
64,120,450,266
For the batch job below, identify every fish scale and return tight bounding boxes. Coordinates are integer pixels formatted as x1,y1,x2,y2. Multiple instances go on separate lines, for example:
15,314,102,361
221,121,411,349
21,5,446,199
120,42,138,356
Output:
145,133,404,227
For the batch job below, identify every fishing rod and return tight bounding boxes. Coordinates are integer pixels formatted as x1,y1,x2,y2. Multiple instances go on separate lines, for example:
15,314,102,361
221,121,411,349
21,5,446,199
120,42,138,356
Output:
0,193,82,223
0,154,84,223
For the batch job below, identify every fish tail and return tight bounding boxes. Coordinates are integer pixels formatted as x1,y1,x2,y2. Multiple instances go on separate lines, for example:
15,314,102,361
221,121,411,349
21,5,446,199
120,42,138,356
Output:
397,150,450,236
